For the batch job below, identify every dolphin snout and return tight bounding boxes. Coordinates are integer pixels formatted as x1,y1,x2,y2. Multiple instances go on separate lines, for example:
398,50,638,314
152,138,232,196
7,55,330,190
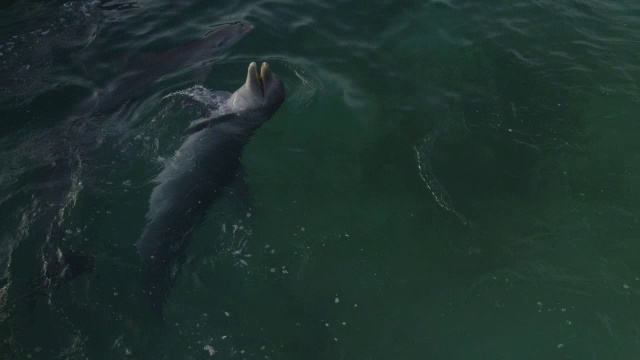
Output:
247,61,270,95
239,22,254,35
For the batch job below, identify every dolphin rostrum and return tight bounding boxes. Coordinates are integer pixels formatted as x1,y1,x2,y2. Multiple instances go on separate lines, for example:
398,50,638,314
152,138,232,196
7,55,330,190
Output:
137,61,285,315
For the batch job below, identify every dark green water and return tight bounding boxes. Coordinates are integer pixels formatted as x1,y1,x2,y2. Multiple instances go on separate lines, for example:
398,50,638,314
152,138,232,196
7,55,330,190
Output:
2,0,640,358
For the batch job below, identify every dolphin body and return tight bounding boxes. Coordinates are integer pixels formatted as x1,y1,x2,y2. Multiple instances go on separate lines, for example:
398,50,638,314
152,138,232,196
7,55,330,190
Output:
137,61,285,314
74,22,254,115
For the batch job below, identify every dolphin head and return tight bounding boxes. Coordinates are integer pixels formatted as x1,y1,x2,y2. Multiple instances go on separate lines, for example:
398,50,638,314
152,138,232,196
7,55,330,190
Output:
184,61,285,135
205,22,254,48
229,62,286,111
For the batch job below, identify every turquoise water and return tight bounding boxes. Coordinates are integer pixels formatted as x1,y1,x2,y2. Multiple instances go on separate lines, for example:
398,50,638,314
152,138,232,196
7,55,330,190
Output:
2,0,640,358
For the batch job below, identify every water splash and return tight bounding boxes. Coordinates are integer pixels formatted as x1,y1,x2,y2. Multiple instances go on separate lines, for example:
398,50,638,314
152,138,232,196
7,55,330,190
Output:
217,219,253,268
163,85,229,110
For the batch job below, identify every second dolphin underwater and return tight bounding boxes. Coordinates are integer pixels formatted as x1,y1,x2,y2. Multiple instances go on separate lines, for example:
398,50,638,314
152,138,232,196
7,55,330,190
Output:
137,61,285,314
74,22,254,115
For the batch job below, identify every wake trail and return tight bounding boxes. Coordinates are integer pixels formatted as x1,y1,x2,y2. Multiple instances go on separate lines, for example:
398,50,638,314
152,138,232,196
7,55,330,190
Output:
414,132,471,228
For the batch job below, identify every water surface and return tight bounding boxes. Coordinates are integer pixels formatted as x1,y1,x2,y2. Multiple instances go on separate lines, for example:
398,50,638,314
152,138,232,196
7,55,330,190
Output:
1,0,640,359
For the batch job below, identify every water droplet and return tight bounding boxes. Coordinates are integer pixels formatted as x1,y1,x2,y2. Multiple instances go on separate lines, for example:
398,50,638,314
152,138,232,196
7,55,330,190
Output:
204,345,216,356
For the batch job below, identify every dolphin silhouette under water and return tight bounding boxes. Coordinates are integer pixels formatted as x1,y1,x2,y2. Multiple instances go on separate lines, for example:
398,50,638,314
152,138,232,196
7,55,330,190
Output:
137,61,285,315
74,22,254,115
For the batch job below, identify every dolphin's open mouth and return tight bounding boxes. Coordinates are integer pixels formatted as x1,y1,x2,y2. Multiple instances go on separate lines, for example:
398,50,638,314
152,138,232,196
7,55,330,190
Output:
236,60,283,108
248,61,271,96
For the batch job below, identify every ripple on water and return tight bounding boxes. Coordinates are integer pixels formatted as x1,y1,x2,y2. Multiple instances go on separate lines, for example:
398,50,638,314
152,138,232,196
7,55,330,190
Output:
0,0,102,105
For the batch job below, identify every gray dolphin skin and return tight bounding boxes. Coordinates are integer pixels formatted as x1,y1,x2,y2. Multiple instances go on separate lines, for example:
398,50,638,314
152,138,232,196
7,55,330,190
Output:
137,62,285,315
75,22,254,115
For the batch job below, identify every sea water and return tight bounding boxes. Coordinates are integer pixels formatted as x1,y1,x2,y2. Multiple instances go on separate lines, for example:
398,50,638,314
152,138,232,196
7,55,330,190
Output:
1,0,639,358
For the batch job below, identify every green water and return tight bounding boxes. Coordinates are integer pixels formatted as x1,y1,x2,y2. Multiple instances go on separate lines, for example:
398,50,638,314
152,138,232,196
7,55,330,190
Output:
1,0,640,359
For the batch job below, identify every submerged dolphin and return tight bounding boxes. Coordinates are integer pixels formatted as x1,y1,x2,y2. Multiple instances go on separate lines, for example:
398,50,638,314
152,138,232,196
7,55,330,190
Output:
74,22,254,115
137,61,285,314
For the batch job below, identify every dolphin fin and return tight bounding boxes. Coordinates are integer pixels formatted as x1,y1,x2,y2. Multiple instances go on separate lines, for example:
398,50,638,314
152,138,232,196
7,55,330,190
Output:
184,112,237,135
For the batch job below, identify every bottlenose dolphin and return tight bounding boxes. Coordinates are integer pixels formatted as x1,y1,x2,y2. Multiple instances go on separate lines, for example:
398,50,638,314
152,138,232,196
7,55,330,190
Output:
74,22,254,115
137,61,285,314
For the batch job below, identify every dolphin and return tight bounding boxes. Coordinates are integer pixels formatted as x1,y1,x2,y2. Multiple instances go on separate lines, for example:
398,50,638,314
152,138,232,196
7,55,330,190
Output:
137,61,285,315
74,22,254,115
